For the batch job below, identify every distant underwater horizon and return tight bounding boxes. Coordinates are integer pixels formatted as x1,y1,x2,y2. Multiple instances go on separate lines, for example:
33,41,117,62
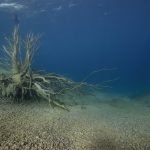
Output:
0,0,150,96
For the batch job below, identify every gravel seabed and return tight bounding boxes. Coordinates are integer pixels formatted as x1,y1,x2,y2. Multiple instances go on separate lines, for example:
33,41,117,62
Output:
0,94,150,150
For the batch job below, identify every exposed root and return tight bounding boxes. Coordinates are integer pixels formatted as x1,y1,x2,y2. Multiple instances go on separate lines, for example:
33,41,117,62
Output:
0,26,115,110
0,26,84,110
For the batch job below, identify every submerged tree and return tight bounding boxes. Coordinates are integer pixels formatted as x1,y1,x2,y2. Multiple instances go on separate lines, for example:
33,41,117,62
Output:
0,26,115,110
0,26,82,110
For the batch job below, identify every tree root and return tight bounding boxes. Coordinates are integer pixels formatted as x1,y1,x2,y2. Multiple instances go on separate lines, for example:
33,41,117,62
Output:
0,26,112,110
0,26,83,110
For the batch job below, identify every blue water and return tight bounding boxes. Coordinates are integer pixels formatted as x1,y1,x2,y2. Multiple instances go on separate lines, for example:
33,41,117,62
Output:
0,0,150,96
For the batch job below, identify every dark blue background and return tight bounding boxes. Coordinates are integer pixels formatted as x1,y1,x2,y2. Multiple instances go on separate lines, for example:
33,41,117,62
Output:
0,0,150,95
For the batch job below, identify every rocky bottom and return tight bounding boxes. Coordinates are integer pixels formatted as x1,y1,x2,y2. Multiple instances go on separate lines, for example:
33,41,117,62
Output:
0,94,150,150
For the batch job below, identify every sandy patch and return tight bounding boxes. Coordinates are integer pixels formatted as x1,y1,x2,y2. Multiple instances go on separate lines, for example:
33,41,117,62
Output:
0,94,150,150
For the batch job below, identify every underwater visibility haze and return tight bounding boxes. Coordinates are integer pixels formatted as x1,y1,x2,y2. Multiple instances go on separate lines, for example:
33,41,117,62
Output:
0,0,150,94
0,0,150,150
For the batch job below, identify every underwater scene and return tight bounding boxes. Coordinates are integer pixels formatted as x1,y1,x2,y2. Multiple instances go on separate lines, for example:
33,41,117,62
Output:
0,0,150,149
